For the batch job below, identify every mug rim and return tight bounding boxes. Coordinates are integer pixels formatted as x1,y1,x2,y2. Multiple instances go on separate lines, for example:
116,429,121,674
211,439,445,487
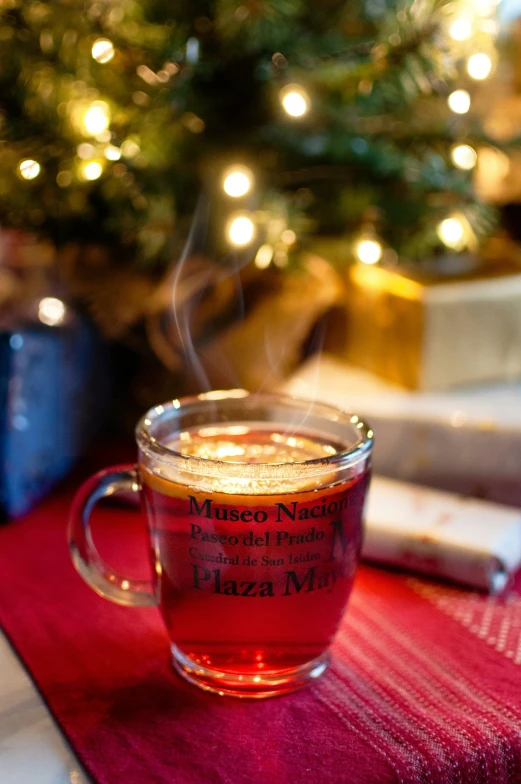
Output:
136,389,373,479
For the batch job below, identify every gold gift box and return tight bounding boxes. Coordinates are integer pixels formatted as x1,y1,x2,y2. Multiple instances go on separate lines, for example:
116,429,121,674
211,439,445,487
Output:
344,260,521,390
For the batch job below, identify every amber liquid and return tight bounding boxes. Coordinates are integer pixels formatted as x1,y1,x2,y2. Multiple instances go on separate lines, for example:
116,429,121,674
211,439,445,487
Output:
141,426,369,680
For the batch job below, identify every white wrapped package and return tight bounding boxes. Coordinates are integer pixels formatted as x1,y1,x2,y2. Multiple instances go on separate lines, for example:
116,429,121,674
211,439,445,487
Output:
364,477,521,593
283,354,521,506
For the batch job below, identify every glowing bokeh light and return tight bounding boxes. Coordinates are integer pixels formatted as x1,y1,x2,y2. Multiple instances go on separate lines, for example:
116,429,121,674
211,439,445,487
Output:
227,214,256,246
121,139,140,158
448,90,471,114
19,159,41,180
451,144,477,170
475,0,496,16
467,53,492,80
280,85,309,118
38,297,66,326
223,166,253,198
91,38,115,63
255,244,273,269
104,145,121,161
450,19,472,40
437,217,466,249
355,238,383,265
82,161,103,180
83,102,110,135
77,143,95,160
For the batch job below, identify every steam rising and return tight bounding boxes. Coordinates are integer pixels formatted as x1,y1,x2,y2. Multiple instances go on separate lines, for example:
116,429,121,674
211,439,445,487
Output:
170,194,249,392
151,192,343,437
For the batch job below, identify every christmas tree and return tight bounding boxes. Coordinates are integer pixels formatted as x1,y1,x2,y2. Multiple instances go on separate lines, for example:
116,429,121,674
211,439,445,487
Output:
0,0,504,270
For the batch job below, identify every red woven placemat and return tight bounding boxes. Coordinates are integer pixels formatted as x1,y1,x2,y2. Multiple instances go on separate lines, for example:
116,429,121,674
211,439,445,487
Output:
1,464,521,784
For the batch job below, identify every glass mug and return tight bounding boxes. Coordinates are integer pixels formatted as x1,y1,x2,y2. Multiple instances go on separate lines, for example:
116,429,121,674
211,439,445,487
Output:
68,390,373,698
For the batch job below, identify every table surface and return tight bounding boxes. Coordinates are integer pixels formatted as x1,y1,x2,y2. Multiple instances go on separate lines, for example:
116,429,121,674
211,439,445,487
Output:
3,543,521,784
3,360,520,784
2,432,521,784
0,630,90,784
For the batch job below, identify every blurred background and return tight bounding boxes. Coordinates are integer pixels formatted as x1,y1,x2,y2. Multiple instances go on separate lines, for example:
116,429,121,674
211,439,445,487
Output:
2,0,521,517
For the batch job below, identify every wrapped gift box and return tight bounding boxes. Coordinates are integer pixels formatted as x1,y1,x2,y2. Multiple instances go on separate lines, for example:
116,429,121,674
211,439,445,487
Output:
343,259,521,390
365,476,521,593
284,354,521,506
0,315,107,519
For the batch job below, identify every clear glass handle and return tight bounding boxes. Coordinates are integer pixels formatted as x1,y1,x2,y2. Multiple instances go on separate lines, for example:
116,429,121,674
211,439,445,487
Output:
68,465,156,607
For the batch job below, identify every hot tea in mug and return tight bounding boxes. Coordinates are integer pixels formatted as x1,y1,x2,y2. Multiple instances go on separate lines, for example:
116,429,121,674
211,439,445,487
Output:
69,391,373,698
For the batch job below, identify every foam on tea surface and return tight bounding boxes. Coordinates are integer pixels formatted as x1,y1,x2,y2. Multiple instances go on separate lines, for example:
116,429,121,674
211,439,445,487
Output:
171,425,340,463
158,425,344,495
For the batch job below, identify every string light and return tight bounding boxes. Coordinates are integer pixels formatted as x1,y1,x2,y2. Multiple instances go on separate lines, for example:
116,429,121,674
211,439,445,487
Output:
467,53,492,80
227,213,256,246
450,19,472,41
186,37,200,65
137,65,158,85
451,144,477,170
83,101,110,135
437,216,466,249
475,0,496,17
354,238,383,265
280,85,309,118
96,130,111,144
255,244,273,269
76,143,95,160
104,145,121,161
91,38,115,63
38,297,66,326
281,229,296,245
273,250,288,267
18,159,41,180
121,139,140,158
81,161,103,180
448,90,471,115
222,165,253,198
